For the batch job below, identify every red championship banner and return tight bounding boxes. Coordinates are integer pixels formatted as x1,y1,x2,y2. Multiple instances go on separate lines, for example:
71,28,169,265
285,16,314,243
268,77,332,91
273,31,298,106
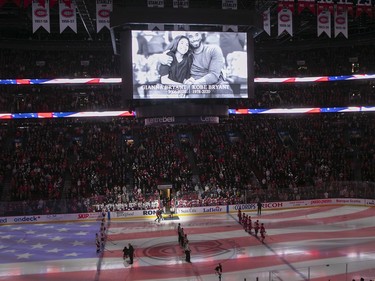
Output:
263,7,271,36
317,0,334,14
59,0,77,33
297,0,316,14
334,5,348,38
278,0,294,36
32,0,50,33
96,0,112,33
356,0,373,18
222,0,237,10
173,0,189,8
317,10,331,37
147,0,164,8
337,0,354,16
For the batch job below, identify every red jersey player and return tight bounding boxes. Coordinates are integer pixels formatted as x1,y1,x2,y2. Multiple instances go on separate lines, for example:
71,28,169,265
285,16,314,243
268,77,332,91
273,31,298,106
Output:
247,216,252,234
254,220,260,237
260,223,266,243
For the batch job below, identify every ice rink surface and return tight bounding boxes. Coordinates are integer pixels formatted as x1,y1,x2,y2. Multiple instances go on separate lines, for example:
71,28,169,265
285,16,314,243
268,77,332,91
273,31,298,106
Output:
0,206,374,281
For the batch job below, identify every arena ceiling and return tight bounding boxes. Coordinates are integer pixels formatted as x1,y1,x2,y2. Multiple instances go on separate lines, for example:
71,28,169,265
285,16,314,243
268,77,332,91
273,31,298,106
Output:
0,0,374,49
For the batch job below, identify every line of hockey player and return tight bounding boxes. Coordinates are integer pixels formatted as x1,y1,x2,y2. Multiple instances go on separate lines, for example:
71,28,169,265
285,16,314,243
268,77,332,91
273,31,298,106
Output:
177,223,191,262
237,209,267,243
96,209,108,253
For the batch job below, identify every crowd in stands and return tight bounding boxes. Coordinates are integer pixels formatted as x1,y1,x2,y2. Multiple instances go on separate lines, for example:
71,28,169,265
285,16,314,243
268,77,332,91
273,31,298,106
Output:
0,36,374,216
0,43,374,113
0,49,119,79
0,85,122,113
254,45,375,77
252,81,375,108
0,112,373,215
0,81,374,113
5,122,68,214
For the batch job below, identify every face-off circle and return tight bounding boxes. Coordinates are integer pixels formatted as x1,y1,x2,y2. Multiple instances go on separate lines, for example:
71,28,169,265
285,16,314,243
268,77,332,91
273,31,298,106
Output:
139,236,236,265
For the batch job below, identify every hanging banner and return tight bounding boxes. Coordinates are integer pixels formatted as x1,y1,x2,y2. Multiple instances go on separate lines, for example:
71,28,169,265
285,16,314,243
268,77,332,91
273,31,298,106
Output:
278,7,293,36
147,0,164,8
337,0,354,16
173,0,188,8
356,0,373,17
297,0,316,14
263,8,271,36
334,6,348,38
317,10,331,37
222,0,237,10
317,0,334,14
96,0,112,32
32,0,50,33
59,0,77,33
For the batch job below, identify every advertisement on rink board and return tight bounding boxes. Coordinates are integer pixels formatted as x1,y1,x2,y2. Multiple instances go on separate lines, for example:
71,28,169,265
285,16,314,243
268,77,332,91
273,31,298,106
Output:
77,213,103,220
0,198,373,225
116,211,135,218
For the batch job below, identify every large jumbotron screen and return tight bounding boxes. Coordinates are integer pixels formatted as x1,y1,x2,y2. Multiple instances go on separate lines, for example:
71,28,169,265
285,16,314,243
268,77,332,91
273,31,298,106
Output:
131,30,249,100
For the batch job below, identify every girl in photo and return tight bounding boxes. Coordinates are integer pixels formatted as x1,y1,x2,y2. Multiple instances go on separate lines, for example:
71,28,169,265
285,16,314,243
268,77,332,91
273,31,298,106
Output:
159,35,193,85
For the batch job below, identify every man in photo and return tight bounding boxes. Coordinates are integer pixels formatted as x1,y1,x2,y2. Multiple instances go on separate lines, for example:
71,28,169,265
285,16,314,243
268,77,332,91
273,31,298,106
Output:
161,31,234,97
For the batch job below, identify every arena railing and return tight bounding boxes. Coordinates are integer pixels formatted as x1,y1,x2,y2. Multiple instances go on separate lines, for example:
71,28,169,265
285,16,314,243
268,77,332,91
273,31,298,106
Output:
0,181,374,216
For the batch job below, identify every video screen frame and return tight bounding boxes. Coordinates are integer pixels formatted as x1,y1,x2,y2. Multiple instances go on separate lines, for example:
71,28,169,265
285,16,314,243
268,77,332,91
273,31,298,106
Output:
130,30,249,100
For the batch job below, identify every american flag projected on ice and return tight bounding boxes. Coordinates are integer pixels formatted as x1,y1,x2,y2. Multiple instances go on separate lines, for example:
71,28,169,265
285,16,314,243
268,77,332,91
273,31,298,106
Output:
0,222,100,264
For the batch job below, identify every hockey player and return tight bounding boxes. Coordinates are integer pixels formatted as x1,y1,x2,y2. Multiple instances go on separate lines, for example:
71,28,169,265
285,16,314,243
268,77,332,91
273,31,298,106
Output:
128,243,134,264
247,216,252,234
95,233,101,253
184,240,191,262
237,208,242,224
260,223,266,243
180,228,185,247
155,208,162,223
122,245,129,260
243,214,248,231
242,213,246,226
254,220,260,237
